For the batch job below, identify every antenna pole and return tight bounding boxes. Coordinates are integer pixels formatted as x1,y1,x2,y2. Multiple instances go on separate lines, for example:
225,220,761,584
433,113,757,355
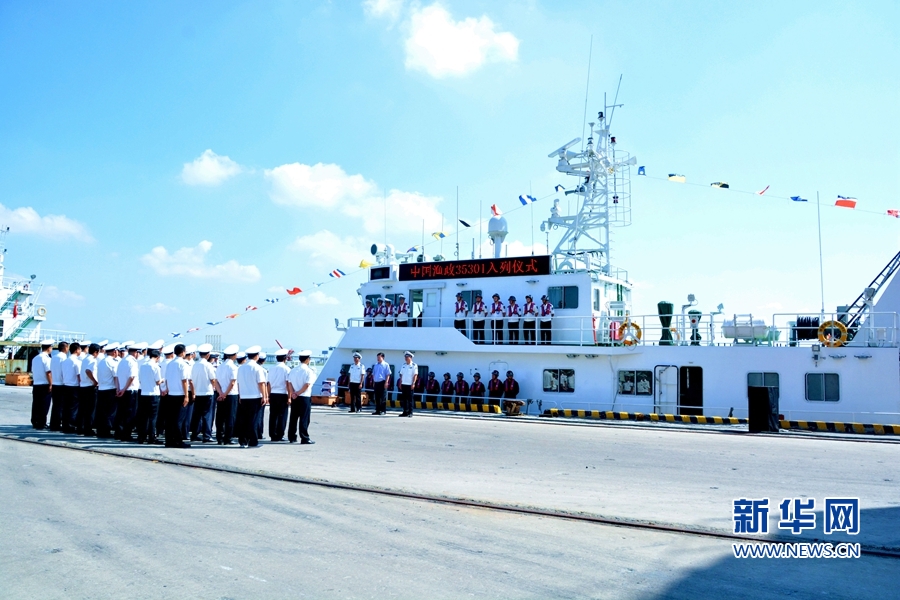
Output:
607,74,623,128
530,180,535,255
383,190,387,247
456,186,460,259
441,214,444,256
581,35,593,153
422,219,425,256
479,199,483,259
817,191,825,317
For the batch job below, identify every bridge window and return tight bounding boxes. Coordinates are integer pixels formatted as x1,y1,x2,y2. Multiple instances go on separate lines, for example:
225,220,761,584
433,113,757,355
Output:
548,286,579,309
748,372,779,387
370,267,391,281
543,369,575,393
806,373,840,402
618,370,653,396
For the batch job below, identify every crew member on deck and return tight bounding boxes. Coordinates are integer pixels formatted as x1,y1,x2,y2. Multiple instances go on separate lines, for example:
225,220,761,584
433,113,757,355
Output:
384,298,395,327
371,353,390,415
490,294,505,344
522,295,537,345
30,339,53,430
455,372,469,407
488,370,504,402
507,296,521,345
440,373,453,400
469,372,485,405
454,292,468,335
425,372,440,405
471,294,487,344
348,352,365,413
540,295,555,345
363,299,375,327
374,298,386,327
397,351,418,417
395,294,409,327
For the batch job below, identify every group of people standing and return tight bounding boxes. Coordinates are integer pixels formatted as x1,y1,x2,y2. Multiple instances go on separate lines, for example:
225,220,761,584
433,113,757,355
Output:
338,351,521,414
29,339,318,450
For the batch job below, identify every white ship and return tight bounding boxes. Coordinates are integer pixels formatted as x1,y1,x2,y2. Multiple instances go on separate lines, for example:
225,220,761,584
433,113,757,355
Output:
316,104,900,424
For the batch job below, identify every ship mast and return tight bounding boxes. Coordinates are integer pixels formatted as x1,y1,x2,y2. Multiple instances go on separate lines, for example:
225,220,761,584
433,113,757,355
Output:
543,105,636,276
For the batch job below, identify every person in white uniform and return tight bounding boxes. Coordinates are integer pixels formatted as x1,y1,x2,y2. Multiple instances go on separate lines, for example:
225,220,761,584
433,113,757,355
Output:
397,351,419,417
267,349,291,441
115,343,141,441
236,346,267,448
48,341,68,431
60,342,83,433
30,339,54,430
286,350,316,444
215,344,240,445
95,344,120,438
136,348,163,444
163,344,191,448
78,343,100,435
189,343,217,443
348,352,365,413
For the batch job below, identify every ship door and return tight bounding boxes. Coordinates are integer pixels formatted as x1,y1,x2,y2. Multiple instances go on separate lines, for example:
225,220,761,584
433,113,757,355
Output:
654,365,677,415
416,288,442,327
678,366,703,416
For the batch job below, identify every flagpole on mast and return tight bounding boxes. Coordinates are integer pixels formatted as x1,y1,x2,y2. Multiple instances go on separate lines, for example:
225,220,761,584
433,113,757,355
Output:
479,199,483,259
817,191,825,318
421,219,425,257
530,181,535,255
456,186,460,259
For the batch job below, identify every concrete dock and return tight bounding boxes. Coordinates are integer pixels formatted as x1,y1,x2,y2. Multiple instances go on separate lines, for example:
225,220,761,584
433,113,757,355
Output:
1,386,897,599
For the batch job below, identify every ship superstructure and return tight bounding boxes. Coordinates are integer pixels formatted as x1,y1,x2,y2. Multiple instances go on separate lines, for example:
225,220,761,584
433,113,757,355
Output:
314,104,900,424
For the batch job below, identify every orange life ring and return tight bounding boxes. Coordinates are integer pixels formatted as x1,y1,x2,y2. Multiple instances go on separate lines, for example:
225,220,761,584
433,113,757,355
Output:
618,320,642,346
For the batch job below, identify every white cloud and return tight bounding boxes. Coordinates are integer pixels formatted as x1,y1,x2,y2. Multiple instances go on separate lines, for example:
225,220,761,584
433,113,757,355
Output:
404,3,519,78
0,204,92,241
294,290,340,306
42,286,85,306
134,302,180,314
268,164,444,234
181,149,243,186
141,240,261,283
364,0,404,20
290,230,373,269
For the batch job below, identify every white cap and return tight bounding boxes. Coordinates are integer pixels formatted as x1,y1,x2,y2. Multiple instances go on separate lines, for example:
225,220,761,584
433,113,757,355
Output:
162,344,175,355
236,352,247,360
275,348,289,357
82,340,92,346
258,352,267,360
297,349,312,357
103,343,117,352
97,339,109,347
133,342,148,351
197,343,213,353
185,344,197,354
245,345,261,355
149,339,164,350
223,344,239,355
352,352,362,358
40,339,55,346
122,340,135,349
404,351,414,357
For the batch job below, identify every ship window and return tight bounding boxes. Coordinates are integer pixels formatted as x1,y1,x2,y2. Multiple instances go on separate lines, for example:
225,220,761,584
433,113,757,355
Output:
748,372,780,388
618,370,653,396
384,293,402,306
593,289,600,311
806,373,840,402
548,286,579,309
542,369,575,393
370,266,391,281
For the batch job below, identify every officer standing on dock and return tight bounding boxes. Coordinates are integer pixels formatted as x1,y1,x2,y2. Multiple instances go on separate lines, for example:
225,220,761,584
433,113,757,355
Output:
115,343,140,441
348,352,365,413
371,352,390,415
268,349,291,441
215,344,240,445
471,294,487,344
255,352,268,440
189,344,217,443
522,295,537,344
163,344,191,448
397,351,418,417
30,339,53,430
539,295,555,345
287,350,316,444
454,292,468,334
78,343,100,436
95,344,119,438
136,348,162,444
490,294,505,344
48,341,68,431
236,346,266,448
61,342,83,433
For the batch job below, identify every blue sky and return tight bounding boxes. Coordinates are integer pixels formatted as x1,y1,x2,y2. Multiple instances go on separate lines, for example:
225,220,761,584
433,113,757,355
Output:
0,0,897,350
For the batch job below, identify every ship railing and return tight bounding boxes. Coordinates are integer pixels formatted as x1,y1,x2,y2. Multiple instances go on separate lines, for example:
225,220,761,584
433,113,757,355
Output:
11,328,86,344
344,312,900,348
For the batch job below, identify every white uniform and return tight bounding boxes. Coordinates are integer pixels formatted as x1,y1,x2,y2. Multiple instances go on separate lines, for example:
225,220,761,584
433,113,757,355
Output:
384,303,395,326
61,354,82,387
523,301,537,321
158,357,170,394
50,351,66,386
268,363,290,394
97,355,118,391
374,302,386,325
32,353,51,385
216,359,239,396
472,300,487,322
191,359,216,396
454,299,468,320
349,361,365,385
165,357,191,396
398,361,418,387
490,300,506,320
395,301,409,324
117,355,140,392
80,355,98,388
288,363,317,397
363,304,375,325
237,362,265,399
138,361,162,395
507,303,521,323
